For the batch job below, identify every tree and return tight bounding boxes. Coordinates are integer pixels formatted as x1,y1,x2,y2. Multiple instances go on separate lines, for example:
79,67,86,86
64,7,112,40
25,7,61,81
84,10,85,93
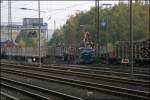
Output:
49,2,149,46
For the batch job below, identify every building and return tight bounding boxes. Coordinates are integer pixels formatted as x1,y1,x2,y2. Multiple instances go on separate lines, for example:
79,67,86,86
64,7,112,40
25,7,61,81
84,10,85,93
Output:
0,24,22,42
23,18,43,26
22,18,48,47
1,18,48,47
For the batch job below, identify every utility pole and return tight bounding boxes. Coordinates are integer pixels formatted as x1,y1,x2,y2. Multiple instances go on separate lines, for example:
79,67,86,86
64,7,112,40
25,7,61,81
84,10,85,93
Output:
146,0,150,40
54,20,56,31
130,0,134,76
47,28,48,43
38,0,41,67
0,1,1,24
8,0,12,41
0,0,1,45
101,3,112,64
8,0,12,61
95,0,100,57
96,0,100,44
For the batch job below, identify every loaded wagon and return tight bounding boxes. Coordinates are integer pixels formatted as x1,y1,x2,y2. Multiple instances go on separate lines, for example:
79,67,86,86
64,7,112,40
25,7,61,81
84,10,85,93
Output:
4,47,48,63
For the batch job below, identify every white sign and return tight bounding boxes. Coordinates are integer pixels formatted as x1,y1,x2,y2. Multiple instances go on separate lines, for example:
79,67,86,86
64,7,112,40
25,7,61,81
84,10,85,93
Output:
101,20,106,27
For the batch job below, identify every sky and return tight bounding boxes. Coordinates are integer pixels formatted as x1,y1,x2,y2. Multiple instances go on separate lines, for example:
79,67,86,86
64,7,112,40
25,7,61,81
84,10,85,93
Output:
1,1,123,39
1,1,121,29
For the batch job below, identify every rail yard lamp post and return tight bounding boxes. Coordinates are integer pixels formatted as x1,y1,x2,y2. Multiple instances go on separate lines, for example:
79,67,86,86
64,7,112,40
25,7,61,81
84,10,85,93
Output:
47,17,51,42
95,0,112,58
38,0,41,67
8,0,13,61
101,3,112,64
129,0,134,76
20,8,46,13
95,0,99,43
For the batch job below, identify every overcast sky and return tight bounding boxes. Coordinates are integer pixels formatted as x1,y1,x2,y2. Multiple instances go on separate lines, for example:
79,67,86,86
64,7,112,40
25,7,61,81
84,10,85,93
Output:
1,1,122,30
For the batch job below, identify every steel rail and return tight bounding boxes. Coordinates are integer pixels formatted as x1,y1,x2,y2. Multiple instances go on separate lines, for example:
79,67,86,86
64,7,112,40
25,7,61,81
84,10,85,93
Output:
1,60,149,75
1,67,150,100
1,77,84,100
70,64,150,74
1,62,149,80
47,64,150,80
1,63,149,87
50,63,149,73
69,64,150,74
2,60,149,74
0,91,19,100
1,82,50,100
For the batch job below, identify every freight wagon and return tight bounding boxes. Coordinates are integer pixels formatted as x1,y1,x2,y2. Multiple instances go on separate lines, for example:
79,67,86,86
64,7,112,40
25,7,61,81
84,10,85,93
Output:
1,47,48,63
114,39,150,65
1,40,149,66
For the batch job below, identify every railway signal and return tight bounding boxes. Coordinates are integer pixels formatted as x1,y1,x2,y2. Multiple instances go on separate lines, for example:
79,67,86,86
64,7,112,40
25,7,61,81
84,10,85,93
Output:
121,57,129,65
82,31,89,43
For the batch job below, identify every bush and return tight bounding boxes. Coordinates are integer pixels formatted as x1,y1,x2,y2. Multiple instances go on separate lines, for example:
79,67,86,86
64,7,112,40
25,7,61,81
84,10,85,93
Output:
94,56,101,64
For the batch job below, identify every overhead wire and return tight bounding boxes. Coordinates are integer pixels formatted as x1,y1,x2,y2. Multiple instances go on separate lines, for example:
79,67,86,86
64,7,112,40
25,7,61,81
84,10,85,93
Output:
2,1,93,15
1,1,34,9
1,1,94,28
1,1,18,8
42,1,94,21
44,2,92,13
43,1,94,29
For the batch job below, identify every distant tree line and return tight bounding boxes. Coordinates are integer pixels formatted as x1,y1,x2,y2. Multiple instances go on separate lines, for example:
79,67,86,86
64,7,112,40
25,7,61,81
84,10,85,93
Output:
49,2,149,46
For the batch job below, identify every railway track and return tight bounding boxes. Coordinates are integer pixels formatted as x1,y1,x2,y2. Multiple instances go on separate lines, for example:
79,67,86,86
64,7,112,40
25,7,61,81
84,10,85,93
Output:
1,91,20,100
70,64,150,74
1,77,83,100
1,62,150,81
1,82,46,100
1,64,150,100
46,64,150,80
1,63,150,87
1,59,149,75
1,68,123,100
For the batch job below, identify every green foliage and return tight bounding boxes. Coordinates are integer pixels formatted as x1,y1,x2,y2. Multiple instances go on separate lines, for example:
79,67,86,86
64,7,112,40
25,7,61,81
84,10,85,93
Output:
94,56,101,64
15,30,39,47
49,2,149,46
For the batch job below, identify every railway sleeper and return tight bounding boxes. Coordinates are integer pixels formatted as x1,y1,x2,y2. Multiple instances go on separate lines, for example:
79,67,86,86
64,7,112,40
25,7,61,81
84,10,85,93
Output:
1,68,150,100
